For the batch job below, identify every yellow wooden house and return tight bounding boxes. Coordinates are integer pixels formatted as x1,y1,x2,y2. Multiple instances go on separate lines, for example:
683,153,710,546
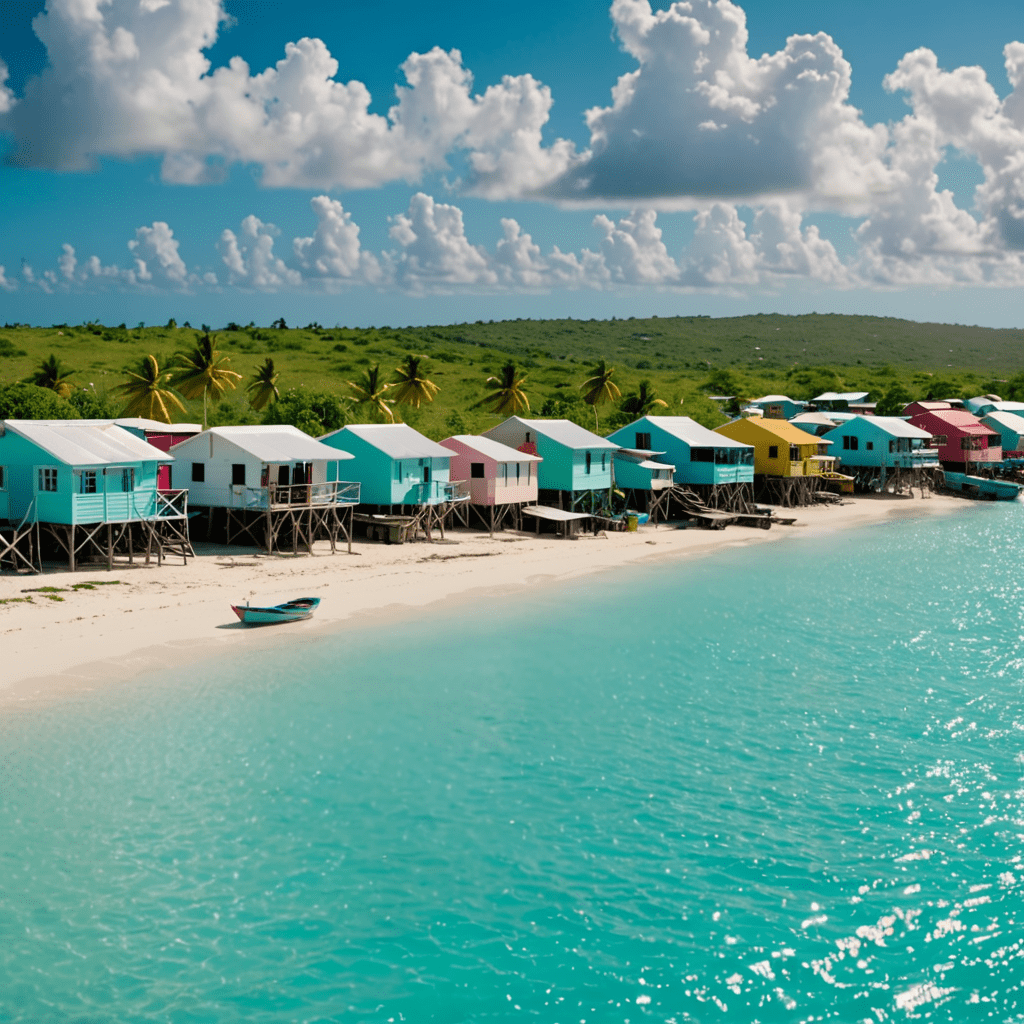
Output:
714,416,835,477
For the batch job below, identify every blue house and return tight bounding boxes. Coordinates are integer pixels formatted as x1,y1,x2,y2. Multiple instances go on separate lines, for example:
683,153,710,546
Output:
746,395,806,420
981,410,1024,458
608,416,753,488
482,417,618,510
320,423,463,507
821,416,939,491
0,419,190,569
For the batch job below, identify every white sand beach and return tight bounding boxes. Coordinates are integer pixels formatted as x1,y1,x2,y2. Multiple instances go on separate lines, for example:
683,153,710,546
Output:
0,492,974,705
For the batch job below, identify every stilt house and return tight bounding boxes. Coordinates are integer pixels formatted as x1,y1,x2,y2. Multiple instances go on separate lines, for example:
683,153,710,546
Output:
607,416,753,511
0,419,191,571
439,435,541,535
167,425,360,554
715,416,838,505
903,402,1003,471
811,392,874,414
320,423,468,540
746,395,806,419
821,416,940,492
482,417,618,512
981,410,1024,459
113,418,202,488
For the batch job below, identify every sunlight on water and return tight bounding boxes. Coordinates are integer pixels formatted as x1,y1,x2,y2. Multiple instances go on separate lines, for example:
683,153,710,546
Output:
2,502,1024,1022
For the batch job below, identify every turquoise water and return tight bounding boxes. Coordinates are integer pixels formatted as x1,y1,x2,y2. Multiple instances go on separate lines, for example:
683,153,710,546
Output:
3,503,1024,1022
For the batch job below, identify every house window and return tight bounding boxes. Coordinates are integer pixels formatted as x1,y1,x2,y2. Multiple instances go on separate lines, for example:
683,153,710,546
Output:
191,462,205,482
525,432,531,443
768,445,779,459
0,466,5,490
932,435,947,447
232,464,246,486
122,468,135,491
789,446,800,462
471,463,485,478
842,436,858,450
690,448,714,463
585,452,592,474
515,462,521,483
423,465,431,483
636,431,651,449
277,465,290,486
80,470,98,494
498,463,507,482
395,461,402,480
601,453,607,470
866,441,874,451
38,468,58,492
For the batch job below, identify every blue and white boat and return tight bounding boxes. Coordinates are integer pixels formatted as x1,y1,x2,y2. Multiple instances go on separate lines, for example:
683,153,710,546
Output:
231,597,320,625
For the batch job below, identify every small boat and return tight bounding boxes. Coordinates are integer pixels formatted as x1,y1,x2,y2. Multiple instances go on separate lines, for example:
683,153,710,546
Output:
231,597,320,625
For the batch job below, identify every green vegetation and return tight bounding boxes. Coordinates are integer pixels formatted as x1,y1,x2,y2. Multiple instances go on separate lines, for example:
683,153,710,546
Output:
1,313,1022,439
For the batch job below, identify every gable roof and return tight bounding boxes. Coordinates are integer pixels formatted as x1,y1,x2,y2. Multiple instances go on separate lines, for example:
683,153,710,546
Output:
824,416,932,440
172,425,351,462
982,410,1024,433
441,435,542,462
790,412,841,428
729,417,828,445
910,408,997,435
750,395,801,405
634,415,752,449
510,417,618,450
325,423,452,460
3,420,172,466
812,391,870,403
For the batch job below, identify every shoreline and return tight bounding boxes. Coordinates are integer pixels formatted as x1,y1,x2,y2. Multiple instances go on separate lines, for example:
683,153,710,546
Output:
0,493,981,708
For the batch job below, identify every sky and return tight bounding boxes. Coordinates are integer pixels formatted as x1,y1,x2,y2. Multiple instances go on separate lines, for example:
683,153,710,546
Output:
3,0,1024,329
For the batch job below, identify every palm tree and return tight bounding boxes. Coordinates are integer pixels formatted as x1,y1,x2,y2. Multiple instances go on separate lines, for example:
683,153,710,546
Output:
347,363,395,423
26,354,75,398
170,332,242,428
620,379,668,418
113,355,187,423
390,354,439,409
246,357,280,412
474,360,530,417
579,359,621,431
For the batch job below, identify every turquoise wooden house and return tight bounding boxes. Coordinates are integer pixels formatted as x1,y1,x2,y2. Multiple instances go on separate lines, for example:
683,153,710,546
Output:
820,415,939,492
746,395,806,420
607,416,753,510
981,410,1024,458
0,419,190,570
482,417,618,510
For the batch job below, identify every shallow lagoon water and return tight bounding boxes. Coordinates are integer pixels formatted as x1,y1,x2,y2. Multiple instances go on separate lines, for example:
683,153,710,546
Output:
2,502,1024,1022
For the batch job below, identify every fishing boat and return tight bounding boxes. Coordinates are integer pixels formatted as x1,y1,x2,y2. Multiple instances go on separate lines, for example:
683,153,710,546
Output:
942,471,1023,501
231,597,320,625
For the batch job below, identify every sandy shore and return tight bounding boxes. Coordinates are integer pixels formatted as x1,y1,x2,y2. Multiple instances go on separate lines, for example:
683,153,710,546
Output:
0,493,975,706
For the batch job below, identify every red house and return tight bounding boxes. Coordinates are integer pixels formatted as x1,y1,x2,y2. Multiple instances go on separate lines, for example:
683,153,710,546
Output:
903,402,1002,470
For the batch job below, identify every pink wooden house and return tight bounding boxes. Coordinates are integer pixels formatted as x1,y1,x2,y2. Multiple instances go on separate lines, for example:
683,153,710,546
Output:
904,402,1002,470
440,435,542,534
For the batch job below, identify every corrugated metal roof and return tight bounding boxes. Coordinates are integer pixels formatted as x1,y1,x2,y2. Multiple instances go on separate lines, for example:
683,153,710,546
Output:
324,423,453,460
514,418,618,450
640,415,753,449
442,435,542,462
4,420,172,465
912,409,995,435
181,425,353,462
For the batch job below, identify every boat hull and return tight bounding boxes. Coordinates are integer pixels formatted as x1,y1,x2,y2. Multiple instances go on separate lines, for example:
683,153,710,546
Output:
231,597,320,625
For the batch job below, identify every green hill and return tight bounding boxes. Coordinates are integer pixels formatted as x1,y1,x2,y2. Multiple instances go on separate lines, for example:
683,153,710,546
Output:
2,313,1022,438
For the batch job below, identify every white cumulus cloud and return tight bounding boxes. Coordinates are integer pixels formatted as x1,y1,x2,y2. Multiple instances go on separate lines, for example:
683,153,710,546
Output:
293,196,382,284
218,215,301,290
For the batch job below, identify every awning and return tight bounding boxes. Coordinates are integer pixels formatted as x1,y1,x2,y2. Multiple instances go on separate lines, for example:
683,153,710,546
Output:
521,505,592,522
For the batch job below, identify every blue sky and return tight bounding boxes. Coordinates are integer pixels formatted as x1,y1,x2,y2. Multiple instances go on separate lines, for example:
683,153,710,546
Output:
3,0,1024,328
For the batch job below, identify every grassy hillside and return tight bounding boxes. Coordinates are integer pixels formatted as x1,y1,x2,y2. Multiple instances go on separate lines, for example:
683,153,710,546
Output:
2,313,1023,438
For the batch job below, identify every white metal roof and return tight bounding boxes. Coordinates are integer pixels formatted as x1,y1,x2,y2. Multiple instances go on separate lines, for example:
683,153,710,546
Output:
751,395,800,404
114,417,202,433
812,392,871,402
441,435,542,462
513,418,619,450
3,420,172,465
790,412,841,427
982,410,1024,433
171,425,352,462
521,505,592,522
324,423,453,460
825,416,933,440
638,415,753,449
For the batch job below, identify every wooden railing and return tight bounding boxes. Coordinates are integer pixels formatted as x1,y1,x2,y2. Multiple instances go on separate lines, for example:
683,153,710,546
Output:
242,480,361,509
